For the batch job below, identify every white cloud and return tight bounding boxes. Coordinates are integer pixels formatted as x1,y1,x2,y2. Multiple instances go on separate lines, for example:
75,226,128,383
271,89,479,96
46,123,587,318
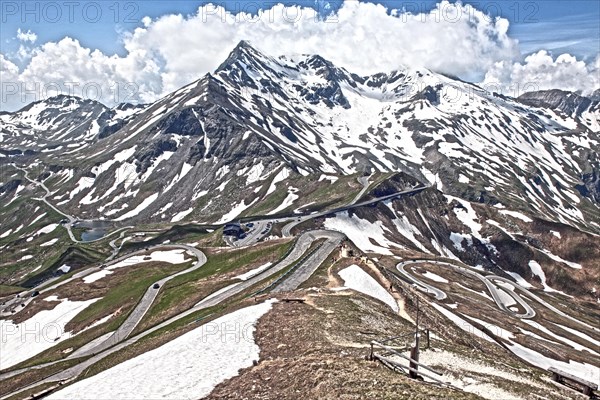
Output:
482,50,600,96
1,37,163,111
1,1,598,111
0,54,19,79
16,28,37,43
119,1,518,91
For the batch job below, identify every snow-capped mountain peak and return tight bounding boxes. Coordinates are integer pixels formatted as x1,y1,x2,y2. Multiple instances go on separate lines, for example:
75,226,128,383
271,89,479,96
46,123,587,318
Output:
2,41,598,233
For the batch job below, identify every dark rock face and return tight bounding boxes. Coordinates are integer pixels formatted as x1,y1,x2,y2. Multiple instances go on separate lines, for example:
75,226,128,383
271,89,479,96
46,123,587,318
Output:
411,85,442,104
272,120,298,143
303,55,346,82
99,119,127,139
366,71,406,89
518,89,596,117
188,139,207,163
0,179,22,195
367,172,422,198
134,138,178,174
96,104,147,139
154,108,205,136
576,169,600,203
305,83,351,109
0,149,23,156
295,55,352,109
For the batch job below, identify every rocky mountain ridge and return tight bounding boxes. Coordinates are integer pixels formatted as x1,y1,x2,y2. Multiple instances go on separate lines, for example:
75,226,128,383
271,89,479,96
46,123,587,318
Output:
1,41,598,233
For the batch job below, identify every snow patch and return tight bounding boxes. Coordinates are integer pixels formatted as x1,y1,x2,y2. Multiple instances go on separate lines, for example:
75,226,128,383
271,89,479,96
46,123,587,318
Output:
268,187,299,215
234,262,273,281
0,297,99,369
324,211,397,255
266,167,290,195
47,301,276,400
338,265,398,312
421,271,449,283
500,210,533,222
114,193,159,221
171,208,194,223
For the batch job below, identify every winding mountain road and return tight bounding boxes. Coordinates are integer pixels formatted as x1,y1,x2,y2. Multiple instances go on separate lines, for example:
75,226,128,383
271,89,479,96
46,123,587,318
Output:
397,260,535,318
394,259,600,325
13,164,133,244
0,230,345,396
69,245,207,357
107,231,130,261
396,261,448,301
0,174,424,397
232,220,270,248
1,244,205,364
271,230,344,292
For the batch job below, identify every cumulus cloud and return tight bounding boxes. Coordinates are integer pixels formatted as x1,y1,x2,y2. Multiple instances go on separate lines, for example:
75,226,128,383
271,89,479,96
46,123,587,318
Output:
482,50,600,96
9,29,39,63
119,1,518,92
16,28,37,43
2,38,163,111
0,54,20,82
1,1,598,111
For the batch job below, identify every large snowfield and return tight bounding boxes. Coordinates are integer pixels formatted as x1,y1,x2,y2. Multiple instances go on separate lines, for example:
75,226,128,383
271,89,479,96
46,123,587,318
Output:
47,300,276,400
0,297,99,369
338,264,399,312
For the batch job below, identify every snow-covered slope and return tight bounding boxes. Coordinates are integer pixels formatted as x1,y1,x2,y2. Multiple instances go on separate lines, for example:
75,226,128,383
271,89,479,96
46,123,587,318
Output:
47,300,275,400
2,41,598,231
0,95,145,155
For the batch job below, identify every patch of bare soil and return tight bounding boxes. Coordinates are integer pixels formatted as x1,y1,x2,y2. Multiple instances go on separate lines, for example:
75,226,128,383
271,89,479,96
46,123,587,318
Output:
205,292,481,400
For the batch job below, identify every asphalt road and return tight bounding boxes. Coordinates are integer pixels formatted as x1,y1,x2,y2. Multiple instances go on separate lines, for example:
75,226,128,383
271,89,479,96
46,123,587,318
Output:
13,164,133,244
0,244,206,374
69,244,207,357
1,241,195,316
0,230,344,398
197,230,343,307
107,231,130,261
485,275,599,331
272,232,344,292
396,260,535,318
396,261,448,300
398,259,600,332
232,220,270,248
281,185,428,238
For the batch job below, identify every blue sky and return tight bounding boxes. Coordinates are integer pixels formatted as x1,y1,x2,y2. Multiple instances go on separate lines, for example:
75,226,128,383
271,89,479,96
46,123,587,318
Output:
1,0,599,63
1,0,598,111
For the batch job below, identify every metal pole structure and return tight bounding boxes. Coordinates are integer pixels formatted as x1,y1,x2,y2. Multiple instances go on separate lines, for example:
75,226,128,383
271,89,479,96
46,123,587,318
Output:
409,296,420,379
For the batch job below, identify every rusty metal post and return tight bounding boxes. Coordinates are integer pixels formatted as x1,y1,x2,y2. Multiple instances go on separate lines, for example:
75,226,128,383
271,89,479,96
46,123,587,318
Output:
409,345,419,379
409,297,420,379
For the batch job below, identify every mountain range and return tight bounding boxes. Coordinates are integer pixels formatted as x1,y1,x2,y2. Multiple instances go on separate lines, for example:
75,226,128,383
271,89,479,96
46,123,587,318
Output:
1,40,599,400
2,41,598,233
